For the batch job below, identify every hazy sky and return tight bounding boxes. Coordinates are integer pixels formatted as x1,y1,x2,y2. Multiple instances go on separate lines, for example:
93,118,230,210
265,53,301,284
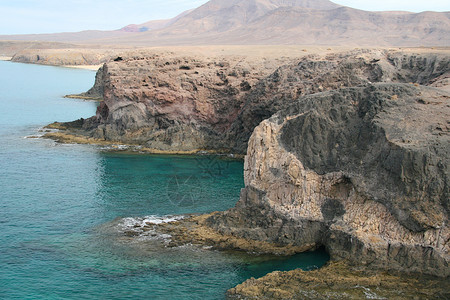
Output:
0,0,449,35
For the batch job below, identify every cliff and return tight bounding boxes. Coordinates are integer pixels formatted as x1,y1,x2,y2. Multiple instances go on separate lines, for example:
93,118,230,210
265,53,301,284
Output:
53,48,450,155
53,49,297,151
208,83,449,278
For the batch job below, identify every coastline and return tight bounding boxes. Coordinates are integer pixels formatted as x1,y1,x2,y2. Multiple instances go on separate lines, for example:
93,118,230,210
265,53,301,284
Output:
26,47,450,298
2,0,449,295
0,57,101,71
109,211,450,299
149,213,314,255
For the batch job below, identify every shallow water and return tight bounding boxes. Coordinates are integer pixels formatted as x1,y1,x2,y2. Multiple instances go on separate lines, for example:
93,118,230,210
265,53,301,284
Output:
0,61,328,299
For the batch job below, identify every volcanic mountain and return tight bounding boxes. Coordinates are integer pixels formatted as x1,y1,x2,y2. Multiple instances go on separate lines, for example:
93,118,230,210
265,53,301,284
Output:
1,0,449,46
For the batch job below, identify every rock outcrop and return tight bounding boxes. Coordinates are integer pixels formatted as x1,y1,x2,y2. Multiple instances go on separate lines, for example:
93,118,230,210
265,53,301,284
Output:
64,50,292,152
49,48,449,278
208,83,449,277
57,49,450,154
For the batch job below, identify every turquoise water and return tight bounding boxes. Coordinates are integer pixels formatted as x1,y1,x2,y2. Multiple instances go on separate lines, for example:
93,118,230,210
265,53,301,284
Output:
0,61,329,299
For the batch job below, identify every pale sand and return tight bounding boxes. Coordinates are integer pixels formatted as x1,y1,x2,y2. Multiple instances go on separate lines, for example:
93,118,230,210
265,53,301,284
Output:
0,56,12,61
64,64,102,71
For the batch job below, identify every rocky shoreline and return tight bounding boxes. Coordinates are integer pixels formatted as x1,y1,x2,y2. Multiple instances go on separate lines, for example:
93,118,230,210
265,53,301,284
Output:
227,260,450,299
111,212,449,299
45,47,449,297
126,213,313,255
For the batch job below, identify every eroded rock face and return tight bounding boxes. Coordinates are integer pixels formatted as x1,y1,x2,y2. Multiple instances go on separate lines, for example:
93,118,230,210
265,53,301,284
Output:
81,52,283,151
71,49,449,154
208,83,449,277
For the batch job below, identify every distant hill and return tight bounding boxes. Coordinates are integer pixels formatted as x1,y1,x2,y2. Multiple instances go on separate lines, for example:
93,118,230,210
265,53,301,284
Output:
0,0,449,46
118,9,194,33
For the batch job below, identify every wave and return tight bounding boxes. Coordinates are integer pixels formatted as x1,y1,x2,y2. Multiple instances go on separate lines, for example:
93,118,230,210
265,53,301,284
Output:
116,215,185,242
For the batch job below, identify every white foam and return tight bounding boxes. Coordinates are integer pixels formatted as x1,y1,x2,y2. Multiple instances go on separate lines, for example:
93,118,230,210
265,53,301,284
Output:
117,215,184,236
142,215,184,225
24,135,43,139
115,215,184,244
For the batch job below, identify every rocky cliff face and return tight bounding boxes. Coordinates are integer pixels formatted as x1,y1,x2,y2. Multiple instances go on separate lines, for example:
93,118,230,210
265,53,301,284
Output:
208,83,449,277
70,49,449,154
79,51,289,152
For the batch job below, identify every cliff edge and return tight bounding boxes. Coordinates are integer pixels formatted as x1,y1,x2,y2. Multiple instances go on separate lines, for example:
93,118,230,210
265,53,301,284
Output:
49,48,450,155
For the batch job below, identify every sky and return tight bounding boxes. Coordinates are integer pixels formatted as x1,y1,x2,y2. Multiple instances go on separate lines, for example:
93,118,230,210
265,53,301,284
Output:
0,0,449,35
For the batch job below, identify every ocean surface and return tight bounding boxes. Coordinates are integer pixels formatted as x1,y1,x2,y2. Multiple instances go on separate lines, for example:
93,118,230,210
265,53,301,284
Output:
0,61,328,299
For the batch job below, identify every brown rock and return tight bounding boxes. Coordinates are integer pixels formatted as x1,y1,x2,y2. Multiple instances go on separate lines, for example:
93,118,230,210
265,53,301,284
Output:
55,49,450,155
227,261,450,299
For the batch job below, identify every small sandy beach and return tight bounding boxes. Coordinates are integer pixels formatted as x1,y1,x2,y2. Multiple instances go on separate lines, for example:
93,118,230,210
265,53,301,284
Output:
65,64,102,71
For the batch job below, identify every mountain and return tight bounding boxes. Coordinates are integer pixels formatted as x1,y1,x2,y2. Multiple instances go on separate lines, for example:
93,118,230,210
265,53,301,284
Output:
217,7,450,45
118,9,194,33
0,0,449,46
160,0,341,33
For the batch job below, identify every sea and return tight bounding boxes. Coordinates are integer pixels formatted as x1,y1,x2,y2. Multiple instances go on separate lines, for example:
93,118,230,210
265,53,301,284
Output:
0,60,329,299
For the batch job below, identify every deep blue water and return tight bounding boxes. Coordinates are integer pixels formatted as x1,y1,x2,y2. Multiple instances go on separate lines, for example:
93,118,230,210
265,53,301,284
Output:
0,61,328,299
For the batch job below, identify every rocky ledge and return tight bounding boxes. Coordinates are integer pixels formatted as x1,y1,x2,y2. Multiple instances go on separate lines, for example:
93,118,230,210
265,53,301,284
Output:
227,260,449,299
118,213,311,255
48,49,449,154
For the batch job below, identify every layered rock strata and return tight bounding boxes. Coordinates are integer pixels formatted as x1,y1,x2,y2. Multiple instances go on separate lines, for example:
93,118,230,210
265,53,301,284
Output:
54,49,449,154
208,83,449,277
